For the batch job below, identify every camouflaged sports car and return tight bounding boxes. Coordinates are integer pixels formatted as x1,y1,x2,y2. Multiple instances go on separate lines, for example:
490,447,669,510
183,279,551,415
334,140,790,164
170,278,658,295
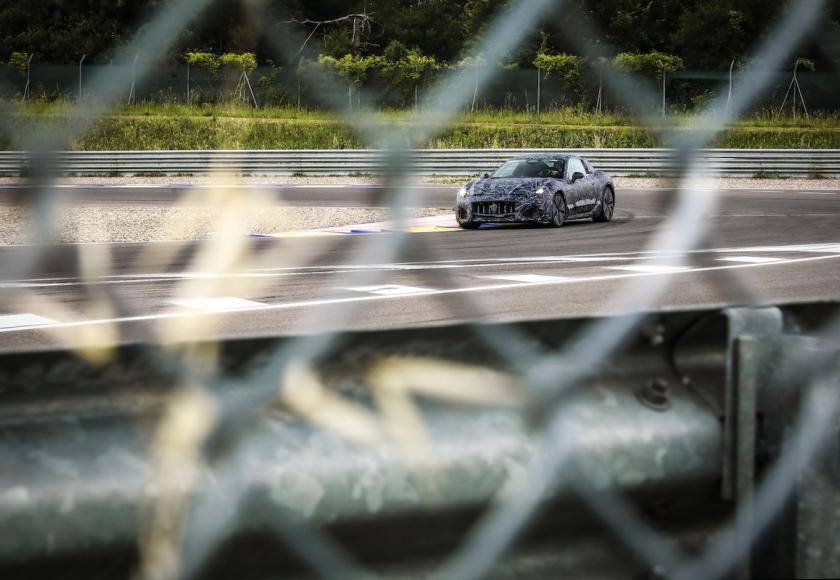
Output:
455,154,616,229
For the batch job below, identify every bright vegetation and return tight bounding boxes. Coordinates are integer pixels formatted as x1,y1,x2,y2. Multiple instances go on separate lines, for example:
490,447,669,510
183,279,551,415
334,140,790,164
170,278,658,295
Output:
2,104,838,151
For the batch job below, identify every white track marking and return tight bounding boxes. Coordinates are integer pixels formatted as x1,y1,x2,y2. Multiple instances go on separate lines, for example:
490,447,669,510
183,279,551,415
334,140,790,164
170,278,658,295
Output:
0,314,57,330
552,257,629,262
3,242,840,289
715,244,840,254
2,252,840,335
347,285,433,296
168,297,265,311
608,265,692,274
718,256,783,264
481,274,570,283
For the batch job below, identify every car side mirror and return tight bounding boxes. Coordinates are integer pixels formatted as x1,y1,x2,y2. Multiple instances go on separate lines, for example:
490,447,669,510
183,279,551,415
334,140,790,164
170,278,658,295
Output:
572,172,585,182
482,173,490,179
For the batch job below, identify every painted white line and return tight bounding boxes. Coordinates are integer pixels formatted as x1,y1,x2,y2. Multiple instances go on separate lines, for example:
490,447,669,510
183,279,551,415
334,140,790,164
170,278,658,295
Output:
2,252,839,336
715,244,840,254
608,265,692,274
482,274,570,283
0,314,58,330
346,285,433,296
168,297,265,311
718,256,783,264
3,242,840,290
553,257,629,263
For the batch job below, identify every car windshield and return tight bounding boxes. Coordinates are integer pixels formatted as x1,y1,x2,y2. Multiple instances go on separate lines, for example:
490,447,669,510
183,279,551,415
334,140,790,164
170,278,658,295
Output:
492,159,563,178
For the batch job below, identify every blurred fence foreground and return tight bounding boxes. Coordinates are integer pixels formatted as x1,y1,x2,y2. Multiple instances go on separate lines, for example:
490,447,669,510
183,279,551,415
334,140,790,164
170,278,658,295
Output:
2,0,840,579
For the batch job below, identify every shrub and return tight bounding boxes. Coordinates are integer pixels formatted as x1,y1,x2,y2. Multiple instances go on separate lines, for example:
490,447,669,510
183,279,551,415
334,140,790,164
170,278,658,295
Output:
9,52,29,75
185,51,219,71
533,53,582,85
613,51,684,77
380,42,442,104
256,66,286,106
219,52,257,74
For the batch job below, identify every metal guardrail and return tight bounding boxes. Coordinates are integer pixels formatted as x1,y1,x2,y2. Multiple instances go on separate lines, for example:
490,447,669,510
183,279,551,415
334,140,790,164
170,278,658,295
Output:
1,303,838,578
4,1,840,578
2,148,839,177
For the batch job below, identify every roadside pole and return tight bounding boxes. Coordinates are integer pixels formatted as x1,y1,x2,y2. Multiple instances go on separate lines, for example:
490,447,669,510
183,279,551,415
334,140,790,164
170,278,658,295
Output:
78,54,86,101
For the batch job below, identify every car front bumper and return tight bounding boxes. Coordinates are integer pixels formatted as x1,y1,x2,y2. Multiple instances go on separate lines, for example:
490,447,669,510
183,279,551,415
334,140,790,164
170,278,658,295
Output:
456,198,553,224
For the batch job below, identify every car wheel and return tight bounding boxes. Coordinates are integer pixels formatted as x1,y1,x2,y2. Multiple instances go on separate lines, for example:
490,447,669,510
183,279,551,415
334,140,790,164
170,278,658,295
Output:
551,194,567,227
593,187,615,223
456,209,480,229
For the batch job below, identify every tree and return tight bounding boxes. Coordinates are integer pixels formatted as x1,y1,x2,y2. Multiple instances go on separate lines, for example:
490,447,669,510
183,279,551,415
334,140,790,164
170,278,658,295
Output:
185,52,219,72
614,51,683,77
534,53,583,106
219,52,257,74
380,42,442,106
9,52,30,75
672,2,747,69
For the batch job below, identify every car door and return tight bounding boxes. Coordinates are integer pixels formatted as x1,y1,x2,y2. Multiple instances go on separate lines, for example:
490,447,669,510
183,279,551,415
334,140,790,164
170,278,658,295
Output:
580,158,601,212
564,157,590,215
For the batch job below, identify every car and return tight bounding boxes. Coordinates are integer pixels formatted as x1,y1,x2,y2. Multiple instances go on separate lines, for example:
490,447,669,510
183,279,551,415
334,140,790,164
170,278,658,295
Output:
454,153,616,229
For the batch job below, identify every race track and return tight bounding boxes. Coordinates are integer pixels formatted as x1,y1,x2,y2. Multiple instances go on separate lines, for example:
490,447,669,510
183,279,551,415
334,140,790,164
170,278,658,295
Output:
1,185,839,352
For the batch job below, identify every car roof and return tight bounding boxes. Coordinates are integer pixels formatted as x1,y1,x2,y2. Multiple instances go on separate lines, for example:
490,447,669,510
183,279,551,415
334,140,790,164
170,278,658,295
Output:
509,153,576,161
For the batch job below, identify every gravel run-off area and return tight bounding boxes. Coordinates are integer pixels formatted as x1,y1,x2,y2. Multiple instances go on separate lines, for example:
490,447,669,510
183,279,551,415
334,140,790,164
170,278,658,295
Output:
0,206,448,245
0,176,837,245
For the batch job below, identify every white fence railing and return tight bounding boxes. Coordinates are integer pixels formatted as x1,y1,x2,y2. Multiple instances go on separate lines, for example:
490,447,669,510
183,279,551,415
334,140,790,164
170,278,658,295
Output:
2,149,839,177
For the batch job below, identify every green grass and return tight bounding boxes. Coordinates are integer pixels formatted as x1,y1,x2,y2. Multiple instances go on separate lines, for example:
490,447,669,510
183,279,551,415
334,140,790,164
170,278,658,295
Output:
1,103,838,150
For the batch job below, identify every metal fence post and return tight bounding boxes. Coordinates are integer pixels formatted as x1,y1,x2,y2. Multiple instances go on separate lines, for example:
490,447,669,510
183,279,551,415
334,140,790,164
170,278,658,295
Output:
78,54,86,101
662,71,666,118
22,54,33,101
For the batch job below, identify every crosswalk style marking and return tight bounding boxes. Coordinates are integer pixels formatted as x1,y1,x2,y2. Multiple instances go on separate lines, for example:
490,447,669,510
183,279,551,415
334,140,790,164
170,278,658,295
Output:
0,314,57,330
169,297,265,311
347,285,433,296
609,265,691,274
718,256,782,264
482,274,570,283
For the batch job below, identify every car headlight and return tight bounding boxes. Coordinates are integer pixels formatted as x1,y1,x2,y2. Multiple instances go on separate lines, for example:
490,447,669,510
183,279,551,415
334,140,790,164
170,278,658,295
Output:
457,187,468,199
535,187,546,196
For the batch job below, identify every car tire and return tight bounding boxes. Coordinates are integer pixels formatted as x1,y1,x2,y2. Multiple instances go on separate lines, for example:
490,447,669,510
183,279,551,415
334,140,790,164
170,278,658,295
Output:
593,186,615,222
551,194,567,227
456,208,480,229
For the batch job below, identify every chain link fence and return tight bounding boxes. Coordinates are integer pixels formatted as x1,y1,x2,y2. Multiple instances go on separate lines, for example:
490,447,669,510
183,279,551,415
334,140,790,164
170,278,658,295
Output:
2,62,839,112
1,0,839,579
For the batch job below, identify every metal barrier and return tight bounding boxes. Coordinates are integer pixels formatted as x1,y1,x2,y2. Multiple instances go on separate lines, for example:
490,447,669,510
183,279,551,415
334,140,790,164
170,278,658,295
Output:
2,148,839,177
3,303,837,578
3,0,840,579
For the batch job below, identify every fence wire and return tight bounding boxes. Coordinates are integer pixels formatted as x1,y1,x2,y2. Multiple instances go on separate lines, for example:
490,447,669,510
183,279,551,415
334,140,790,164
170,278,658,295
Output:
1,1,839,579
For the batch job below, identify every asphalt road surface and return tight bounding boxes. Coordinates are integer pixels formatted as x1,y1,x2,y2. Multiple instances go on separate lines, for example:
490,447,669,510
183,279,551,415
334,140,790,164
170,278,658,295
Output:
1,185,839,352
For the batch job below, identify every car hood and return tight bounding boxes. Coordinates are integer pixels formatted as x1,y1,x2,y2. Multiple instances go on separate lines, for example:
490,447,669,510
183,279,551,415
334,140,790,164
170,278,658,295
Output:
470,178,547,197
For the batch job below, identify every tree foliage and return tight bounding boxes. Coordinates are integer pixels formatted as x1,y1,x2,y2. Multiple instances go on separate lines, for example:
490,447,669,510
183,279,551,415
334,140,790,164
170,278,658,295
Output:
0,0,837,72
8,52,30,75
313,42,443,105
185,52,219,71
533,53,583,84
316,54,383,86
219,52,257,73
795,57,816,72
614,51,684,77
